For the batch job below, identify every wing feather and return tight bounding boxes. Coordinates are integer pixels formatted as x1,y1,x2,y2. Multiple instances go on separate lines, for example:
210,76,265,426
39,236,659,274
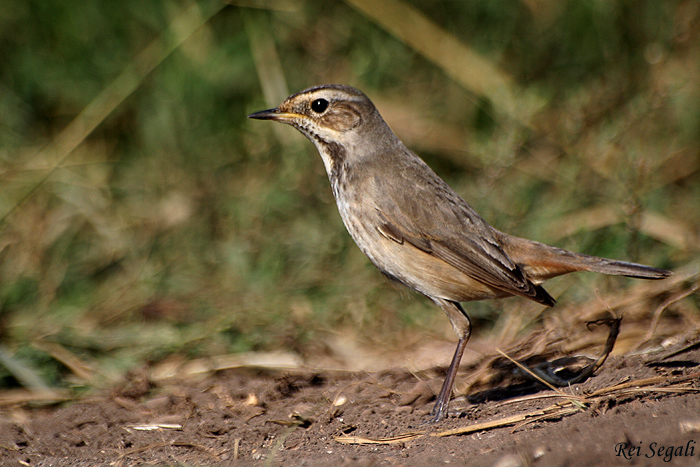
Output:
374,155,555,306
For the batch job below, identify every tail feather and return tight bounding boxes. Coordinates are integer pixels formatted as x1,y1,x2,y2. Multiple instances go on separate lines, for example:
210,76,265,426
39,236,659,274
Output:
576,255,672,279
502,235,672,282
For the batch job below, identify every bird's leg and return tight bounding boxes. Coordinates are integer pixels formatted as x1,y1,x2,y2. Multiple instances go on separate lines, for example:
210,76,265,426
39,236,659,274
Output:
430,299,471,422
431,333,469,422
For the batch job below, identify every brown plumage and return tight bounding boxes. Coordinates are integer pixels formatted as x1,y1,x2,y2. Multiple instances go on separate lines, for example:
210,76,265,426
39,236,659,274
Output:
249,84,672,422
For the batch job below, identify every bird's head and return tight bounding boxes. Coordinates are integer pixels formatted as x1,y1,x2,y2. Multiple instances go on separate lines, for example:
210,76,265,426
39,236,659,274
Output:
249,84,397,176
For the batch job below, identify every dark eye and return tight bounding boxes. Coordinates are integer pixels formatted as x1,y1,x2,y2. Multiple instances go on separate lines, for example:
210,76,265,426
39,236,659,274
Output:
311,98,329,113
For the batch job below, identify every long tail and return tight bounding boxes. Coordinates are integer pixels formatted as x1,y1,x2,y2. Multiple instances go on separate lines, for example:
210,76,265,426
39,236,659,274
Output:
573,255,671,279
501,235,672,283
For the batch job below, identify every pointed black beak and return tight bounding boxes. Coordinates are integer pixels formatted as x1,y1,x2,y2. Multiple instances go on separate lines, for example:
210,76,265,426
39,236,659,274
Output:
247,108,280,120
248,107,301,122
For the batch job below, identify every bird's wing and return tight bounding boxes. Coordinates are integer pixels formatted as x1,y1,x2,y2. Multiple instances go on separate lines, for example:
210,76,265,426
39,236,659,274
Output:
374,159,555,306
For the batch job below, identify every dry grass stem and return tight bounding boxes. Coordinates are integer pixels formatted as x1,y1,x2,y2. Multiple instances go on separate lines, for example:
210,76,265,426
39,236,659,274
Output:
645,283,700,342
149,351,303,381
335,432,425,445
495,348,585,409
0,389,74,407
31,340,96,383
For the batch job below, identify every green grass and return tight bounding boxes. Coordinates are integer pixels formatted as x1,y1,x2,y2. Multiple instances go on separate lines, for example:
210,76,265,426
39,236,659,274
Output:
0,0,697,392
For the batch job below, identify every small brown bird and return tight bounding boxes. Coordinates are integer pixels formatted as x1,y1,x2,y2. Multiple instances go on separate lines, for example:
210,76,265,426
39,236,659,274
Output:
248,84,672,422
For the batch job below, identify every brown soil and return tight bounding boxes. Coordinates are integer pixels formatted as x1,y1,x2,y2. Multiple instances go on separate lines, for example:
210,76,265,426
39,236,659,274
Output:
1,340,698,467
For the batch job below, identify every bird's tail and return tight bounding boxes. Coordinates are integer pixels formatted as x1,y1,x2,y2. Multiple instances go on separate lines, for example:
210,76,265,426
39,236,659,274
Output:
573,255,671,279
501,235,672,283
580,255,673,279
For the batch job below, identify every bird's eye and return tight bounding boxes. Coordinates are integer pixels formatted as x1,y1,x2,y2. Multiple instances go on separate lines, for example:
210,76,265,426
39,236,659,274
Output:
311,98,329,113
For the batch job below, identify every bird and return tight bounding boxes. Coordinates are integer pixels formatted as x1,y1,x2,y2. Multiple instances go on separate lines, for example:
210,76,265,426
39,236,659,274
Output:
248,84,672,422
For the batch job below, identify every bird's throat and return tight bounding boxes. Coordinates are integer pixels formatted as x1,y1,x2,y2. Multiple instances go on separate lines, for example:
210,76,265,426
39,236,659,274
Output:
313,140,349,198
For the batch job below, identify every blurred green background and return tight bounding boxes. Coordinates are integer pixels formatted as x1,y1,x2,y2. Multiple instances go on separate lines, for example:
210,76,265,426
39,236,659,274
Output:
0,0,697,392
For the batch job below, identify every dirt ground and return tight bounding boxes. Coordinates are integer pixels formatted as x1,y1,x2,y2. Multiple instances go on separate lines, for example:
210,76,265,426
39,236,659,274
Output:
1,333,699,467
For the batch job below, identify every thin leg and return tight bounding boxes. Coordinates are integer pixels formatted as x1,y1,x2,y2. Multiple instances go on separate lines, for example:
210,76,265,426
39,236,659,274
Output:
430,334,469,422
429,299,472,422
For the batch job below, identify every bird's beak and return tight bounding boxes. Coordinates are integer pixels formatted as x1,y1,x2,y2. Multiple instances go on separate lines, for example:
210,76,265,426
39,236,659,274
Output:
247,108,298,121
